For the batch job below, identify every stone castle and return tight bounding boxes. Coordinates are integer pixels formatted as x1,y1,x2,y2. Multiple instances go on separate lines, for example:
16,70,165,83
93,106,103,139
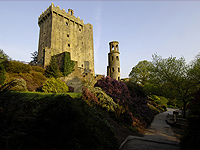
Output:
37,2,94,75
37,3,120,92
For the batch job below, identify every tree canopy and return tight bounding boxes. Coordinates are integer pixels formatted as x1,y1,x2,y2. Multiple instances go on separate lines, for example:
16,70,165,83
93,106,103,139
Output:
148,54,200,117
129,60,152,86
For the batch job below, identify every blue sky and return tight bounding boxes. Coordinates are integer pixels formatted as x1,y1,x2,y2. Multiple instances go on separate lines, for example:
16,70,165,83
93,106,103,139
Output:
1,1,200,78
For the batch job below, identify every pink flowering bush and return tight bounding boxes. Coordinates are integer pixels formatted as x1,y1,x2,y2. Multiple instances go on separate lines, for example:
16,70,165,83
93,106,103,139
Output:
94,76,154,128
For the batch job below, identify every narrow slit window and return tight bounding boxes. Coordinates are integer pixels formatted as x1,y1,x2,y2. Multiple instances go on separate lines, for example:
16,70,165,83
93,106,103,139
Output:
112,68,114,72
116,56,119,60
67,34,69,37
118,68,120,72
112,56,113,61
68,44,70,47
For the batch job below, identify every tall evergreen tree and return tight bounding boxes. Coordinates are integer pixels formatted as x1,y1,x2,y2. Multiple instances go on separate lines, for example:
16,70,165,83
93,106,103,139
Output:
45,55,60,78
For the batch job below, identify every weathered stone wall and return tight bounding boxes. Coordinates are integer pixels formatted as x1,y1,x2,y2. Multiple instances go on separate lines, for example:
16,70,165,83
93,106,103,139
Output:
107,41,120,81
37,2,94,75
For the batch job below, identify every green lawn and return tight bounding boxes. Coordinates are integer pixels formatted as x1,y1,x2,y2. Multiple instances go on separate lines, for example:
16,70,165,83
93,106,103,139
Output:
16,91,82,99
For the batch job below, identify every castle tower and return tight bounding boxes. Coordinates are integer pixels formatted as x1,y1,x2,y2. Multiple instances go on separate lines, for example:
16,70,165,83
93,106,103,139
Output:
107,41,120,81
37,2,94,75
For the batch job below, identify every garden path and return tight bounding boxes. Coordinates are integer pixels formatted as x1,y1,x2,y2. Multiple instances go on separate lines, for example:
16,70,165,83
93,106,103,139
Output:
120,108,181,150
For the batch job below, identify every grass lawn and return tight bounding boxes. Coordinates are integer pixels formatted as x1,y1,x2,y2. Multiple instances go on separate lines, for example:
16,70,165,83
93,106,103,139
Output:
16,91,82,99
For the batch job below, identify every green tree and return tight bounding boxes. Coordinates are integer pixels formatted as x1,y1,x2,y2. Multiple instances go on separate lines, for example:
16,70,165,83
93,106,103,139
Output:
129,60,152,86
149,54,199,117
62,52,75,76
0,49,9,64
45,55,60,78
30,51,38,64
0,63,6,85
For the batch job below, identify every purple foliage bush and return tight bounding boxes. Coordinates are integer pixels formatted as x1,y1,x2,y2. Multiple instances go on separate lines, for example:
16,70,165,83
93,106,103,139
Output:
94,76,154,127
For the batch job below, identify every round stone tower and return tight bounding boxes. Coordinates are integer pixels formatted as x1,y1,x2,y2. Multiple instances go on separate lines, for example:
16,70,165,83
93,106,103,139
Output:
107,41,120,81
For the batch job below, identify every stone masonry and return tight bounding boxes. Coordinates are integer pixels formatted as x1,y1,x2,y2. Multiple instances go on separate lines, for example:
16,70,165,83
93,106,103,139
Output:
107,41,120,81
37,2,94,75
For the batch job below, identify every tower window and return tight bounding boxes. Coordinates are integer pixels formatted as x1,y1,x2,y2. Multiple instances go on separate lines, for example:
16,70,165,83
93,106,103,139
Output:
67,34,69,37
112,46,114,51
79,28,81,31
66,22,68,25
118,68,120,72
68,44,70,47
112,68,114,72
118,77,120,81
112,56,113,61
116,56,119,60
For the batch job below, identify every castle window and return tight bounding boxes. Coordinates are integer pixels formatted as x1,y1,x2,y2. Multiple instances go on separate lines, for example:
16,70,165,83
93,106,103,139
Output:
67,34,69,37
112,68,114,72
112,56,113,61
112,46,114,51
118,68,120,72
118,77,120,81
66,22,68,25
68,44,70,47
116,45,119,51
79,28,81,31
116,56,119,60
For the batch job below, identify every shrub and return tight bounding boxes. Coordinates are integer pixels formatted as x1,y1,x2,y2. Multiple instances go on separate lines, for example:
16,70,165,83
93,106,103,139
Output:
94,76,154,126
4,61,31,73
0,63,6,85
81,87,99,105
42,78,68,93
31,66,44,74
1,78,27,91
181,90,200,149
92,87,119,112
45,56,60,78
124,81,147,98
0,90,119,149
68,85,74,92
31,95,119,149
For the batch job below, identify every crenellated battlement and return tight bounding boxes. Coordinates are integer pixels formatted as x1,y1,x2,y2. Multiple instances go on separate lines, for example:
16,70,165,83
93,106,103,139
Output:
38,2,84,26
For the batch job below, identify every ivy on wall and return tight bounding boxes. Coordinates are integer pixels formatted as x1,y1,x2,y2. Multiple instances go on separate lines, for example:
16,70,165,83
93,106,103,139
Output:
62,52,75,76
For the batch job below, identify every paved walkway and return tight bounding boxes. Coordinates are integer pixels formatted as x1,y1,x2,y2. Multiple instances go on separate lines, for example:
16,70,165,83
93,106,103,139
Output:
120,108,181,150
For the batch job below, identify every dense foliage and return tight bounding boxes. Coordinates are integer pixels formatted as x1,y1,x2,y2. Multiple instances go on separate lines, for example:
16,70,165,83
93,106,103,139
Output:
42,78,69,93
180,90,200,149
82,86,99,105
0,49,9,64
62,52,75,76
4,64,46,91
148,54,200,117
129,60,152,86
0,90,119,149
0,63,6,85
124,81,147,98
4,60,32,73
94,76,154,129
92,87,119,112
45,55,61,78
